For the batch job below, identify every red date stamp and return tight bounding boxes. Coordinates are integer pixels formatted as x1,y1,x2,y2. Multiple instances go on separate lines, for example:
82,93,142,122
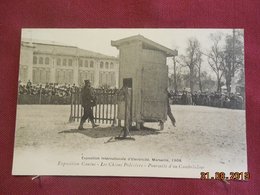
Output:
200,172,250,181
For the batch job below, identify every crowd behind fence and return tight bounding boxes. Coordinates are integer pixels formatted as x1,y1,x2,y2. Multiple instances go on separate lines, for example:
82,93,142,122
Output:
17,81,119,105
169,91,245,110
18,81,245,110
18,81,77,104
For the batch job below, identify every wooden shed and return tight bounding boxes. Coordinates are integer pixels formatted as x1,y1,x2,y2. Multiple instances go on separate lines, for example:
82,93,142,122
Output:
111,35,178,128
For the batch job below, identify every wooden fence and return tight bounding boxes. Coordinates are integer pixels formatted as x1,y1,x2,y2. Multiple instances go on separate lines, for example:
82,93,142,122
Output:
69,88,123,125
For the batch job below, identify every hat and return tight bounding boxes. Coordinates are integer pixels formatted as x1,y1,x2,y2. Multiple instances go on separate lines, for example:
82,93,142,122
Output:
84,80,90,85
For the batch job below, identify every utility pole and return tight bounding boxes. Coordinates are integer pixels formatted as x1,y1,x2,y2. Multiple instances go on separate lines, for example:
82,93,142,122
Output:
173,56,178,92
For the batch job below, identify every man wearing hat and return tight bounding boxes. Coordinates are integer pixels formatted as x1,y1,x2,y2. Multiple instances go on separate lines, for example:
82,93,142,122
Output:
78,80,99,130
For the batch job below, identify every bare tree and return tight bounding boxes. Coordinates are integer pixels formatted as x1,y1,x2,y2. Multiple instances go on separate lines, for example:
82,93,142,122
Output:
200,71,216,92
207,33,224,92
180,38,201,93
172,55,185,92
169,56,184,92
195,50,203,92
222,29,244,92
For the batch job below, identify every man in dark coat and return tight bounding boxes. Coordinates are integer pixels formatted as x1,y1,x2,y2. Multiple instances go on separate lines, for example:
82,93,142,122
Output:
158,90,176,129
78,80,99,130
167,91,176,127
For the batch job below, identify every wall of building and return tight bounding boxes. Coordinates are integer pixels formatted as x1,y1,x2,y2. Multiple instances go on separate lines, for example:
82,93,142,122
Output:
116,41,169,122
117,40,143,122
19,43,34,83
141,49,168,120
19,42,119,88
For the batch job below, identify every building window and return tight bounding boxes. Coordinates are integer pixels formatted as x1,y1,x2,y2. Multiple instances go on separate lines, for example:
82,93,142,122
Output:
110,62,114,69
105,62,109,69
111,72,116,86
19,66,28,82
79,59,83,67
39,57,43,64
57,58,61,66
79,71,94,86
45,57,49,65
56,69,73,84
90,61,94,68
33,56,37,64
68,59,72,66
33,67,50,84
84,60,88,67
63,59,67,66
100,61,104,69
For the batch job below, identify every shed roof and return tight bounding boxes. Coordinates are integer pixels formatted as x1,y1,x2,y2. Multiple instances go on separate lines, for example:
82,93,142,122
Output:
111,35,178,57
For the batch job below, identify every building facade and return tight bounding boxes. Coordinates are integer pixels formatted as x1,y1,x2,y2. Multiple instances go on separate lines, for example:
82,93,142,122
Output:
19,40,119,88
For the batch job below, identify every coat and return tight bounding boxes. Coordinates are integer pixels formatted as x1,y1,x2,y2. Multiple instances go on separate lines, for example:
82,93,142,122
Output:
81,86,95,107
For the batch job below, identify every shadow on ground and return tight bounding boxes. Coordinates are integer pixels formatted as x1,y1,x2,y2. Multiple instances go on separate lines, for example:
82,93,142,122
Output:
59,126,161,139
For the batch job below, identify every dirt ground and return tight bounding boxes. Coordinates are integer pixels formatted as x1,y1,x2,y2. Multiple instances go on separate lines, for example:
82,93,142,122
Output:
13,104,247,177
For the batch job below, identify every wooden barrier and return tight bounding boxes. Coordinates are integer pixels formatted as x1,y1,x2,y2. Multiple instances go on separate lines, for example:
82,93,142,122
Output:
69,88,122,125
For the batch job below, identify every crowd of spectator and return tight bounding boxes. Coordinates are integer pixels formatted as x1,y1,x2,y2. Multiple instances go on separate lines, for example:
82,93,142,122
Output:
18,80,80,104
18,81,244,109
18,80,79,97
18,81,118,104
169,90,245,110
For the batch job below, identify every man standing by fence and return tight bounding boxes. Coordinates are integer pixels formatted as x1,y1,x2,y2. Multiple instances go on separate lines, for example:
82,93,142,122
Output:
78,80,99,130
167,90,176,127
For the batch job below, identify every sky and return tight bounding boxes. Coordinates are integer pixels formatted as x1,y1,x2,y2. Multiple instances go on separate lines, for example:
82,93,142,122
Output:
22,28,235,75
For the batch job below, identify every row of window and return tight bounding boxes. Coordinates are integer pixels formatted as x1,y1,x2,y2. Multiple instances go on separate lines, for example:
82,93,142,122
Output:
21,66,117,87
99,71,116,87
33,68,50,84
99,61,114,69
79,71,95,85
33,56,115,69
33,56,50,65
33,56,75,67
31,68,73,84
78,59,94,68
78,60,114,69
56,69,73,84
57,58,74,67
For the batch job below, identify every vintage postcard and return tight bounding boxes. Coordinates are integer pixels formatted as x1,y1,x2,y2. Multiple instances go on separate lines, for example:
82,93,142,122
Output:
12,28,247,179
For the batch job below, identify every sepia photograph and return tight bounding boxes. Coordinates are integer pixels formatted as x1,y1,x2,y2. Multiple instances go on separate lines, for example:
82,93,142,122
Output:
12,28,247,179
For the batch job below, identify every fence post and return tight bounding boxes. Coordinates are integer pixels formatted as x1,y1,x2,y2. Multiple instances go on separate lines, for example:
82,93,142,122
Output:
39,88,42,104
77,91,80,122
69,88,121,125
123,87,131,137
111,89,117,127
69,92,73,122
